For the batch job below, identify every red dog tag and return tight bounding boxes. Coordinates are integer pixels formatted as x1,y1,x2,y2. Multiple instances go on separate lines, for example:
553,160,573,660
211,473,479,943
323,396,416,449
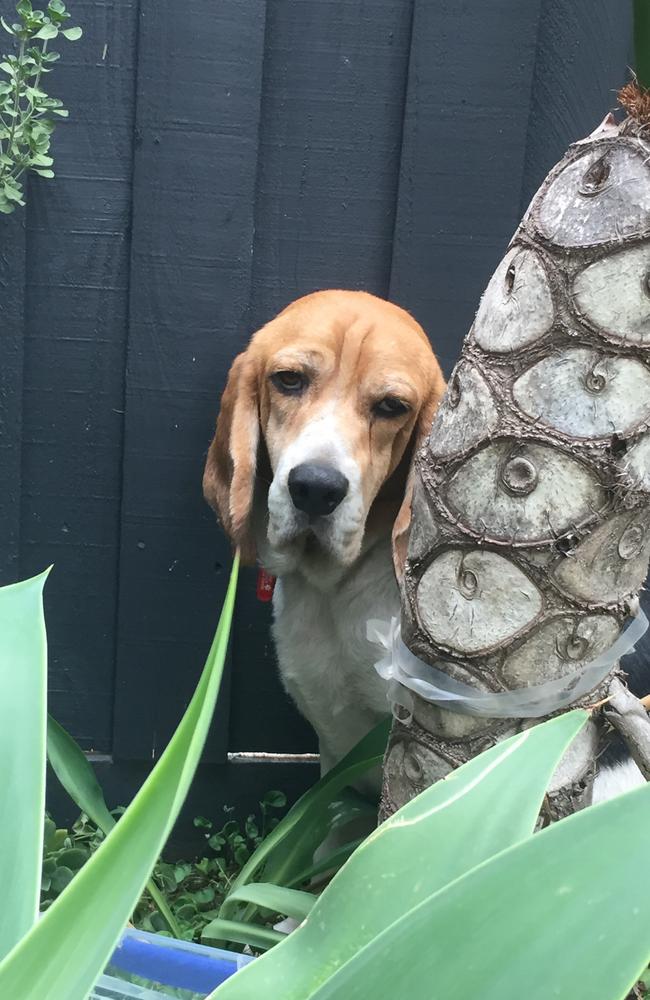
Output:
256,568,276,602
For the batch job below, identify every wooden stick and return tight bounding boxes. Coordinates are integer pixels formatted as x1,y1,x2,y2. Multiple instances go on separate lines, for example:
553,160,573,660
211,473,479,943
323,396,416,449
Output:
603,679,650,781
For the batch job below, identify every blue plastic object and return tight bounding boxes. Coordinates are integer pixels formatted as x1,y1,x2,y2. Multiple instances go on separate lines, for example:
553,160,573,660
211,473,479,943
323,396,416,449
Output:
103,927,253,997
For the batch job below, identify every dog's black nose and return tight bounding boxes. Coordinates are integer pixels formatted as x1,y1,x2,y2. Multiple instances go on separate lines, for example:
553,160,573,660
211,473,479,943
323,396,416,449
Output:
288,463,349,516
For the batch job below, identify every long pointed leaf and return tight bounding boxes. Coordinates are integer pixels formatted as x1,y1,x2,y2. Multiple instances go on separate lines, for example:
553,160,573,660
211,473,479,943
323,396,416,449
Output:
0,570,49,961
309,781,650,1000
210,710,586,999
46,715,116,833
221,717,389,915
224,883,315,921
47,714,180,937
286,838,364,889
0,557,239,1000
202,919,284,952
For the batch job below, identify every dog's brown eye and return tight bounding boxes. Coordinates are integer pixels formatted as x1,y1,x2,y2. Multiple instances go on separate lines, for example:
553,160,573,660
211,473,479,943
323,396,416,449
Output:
374,396,409,417
374,396,409,418
271,370,308,394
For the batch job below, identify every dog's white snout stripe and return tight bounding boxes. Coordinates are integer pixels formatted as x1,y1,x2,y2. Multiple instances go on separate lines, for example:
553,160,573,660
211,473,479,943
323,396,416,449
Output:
267,406,365,560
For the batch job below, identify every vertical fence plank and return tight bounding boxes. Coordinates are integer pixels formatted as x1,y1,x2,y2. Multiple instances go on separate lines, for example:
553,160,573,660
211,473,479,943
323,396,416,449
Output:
389,0,544,374
249,0,414,319
112,0,267,762
18,0,139,750
0,216,25,585
228,0,415,753
520,0,633,210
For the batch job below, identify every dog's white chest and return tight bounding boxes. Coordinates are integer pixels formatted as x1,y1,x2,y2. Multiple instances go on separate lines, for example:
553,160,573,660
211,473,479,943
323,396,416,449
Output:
271,540,397,769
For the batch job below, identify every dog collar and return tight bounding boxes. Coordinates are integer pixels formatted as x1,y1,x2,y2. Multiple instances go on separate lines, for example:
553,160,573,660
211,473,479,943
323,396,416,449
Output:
367,606,648,723
256,568,276,602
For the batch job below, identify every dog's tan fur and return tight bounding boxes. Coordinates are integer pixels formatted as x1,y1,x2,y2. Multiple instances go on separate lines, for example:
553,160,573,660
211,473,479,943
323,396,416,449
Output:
203,289,445,575
203,290,445,774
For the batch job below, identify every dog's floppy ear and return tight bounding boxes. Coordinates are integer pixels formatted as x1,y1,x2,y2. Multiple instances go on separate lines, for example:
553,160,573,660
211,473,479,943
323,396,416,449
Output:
203,352,260,565
392,374,445,584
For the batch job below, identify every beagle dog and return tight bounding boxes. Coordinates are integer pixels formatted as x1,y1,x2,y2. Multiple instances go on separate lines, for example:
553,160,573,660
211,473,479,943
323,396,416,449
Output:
203,288,650,804
203,290,445,777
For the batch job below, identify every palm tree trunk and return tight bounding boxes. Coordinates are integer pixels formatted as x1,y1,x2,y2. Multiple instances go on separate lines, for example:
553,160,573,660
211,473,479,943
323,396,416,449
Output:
381,95,650,822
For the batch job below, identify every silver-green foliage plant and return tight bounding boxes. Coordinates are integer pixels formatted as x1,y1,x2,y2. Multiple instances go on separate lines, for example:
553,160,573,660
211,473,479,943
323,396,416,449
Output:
0,558,238,999
210,713,650,1000
0,0,81,213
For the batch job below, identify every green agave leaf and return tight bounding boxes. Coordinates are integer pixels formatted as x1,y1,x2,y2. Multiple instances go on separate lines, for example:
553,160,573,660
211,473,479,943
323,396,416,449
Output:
0,570,50,961
224,884,315,922
47,713,180,936
285,838,364,889
309,781,650,1000
0,557,239,1000
46,715,115,833
220,717,389,917
209,710,586,999
326,787,377,834
202,918,284,952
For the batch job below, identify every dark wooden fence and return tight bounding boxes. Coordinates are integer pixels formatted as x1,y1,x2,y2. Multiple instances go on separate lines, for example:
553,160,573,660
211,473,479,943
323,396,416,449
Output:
0,0,632,844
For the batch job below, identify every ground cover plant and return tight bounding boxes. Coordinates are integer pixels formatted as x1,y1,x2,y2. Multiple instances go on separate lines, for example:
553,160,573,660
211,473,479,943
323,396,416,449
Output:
43,715,387,947
40,794,288,941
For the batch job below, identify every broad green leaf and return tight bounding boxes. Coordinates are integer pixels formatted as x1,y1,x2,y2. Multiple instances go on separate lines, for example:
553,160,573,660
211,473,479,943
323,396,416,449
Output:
0,571,49,960
210,711,586,999
2,188,24,205
309,781,650,1000
0,557,239,1000
47,714,180,936
3,179,22,199
261,790,286,809
221,717,389,916
224,884,315,922
56,848,88,871
33,21,58,39
50,867,74,893
202,919,284,953
61,25,81,39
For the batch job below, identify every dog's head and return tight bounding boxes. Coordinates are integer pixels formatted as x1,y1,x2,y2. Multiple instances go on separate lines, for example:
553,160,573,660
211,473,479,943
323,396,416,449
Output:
203,290,445,584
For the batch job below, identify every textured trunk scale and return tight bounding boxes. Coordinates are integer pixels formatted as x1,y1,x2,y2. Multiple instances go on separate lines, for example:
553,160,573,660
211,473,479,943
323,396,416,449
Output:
381,113,650,821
